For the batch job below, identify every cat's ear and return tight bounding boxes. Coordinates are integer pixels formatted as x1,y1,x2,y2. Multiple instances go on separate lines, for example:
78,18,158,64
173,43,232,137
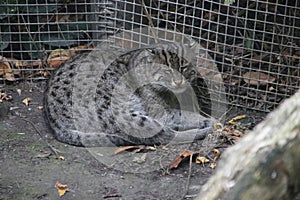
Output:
180,66,196,76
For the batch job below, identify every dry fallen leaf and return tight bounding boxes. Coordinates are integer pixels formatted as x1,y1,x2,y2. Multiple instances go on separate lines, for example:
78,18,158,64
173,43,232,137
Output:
214,122,223,131
47,45,93,68
6,57,41,69
58,156,65,160
42,71,50,77
20,59,42,68
210,162,217,169
269,86,275,91
196,156,210,164
132,153,147,163
0,56,12,75
55,182,69,197
228,114,246,125
55,14,71,22
16,89,22,96
6,95,13,101
221,126,245,143
180,150,194,158
0,56,17,81
147,146,157,151
114,145,146,154
22,98,32,106
47,56,70,68
70,44,94,54
50,49,71,58
243,71,276,86
35,152,51,158
5,73,16,81
1,93,13,101
6,57,23,68
232,115,246,121
47,49,71,68
213,149,221,160
169,150,194,169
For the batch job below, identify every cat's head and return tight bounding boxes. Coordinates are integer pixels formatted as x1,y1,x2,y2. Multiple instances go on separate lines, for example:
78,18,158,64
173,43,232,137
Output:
146,47,198,94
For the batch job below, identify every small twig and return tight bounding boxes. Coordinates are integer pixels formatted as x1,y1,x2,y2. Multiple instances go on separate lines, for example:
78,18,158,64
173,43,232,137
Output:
159,147,171,175
20,14,47,60
26,4,66,40
140,0,159,43
18,116,60,158
182,152,194,200
102,193,122,199
184,194,198,198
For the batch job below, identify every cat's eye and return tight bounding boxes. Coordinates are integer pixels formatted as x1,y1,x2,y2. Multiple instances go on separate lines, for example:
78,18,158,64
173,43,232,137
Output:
164,69,172,75
190,70,196,75
147,49,156,54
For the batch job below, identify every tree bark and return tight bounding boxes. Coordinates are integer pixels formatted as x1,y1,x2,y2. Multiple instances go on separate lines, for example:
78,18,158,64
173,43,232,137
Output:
197,90,300,200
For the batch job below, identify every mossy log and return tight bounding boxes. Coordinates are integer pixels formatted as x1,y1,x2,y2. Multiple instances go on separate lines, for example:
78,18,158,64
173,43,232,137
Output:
197,90,300,200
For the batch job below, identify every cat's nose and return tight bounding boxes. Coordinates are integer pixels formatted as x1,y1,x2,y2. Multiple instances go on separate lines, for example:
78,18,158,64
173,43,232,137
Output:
174,79,183,85
174,77,186,85
171,77,186,88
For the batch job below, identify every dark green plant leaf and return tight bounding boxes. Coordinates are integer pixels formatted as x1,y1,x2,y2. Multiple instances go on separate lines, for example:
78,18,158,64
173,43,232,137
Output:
21,34,45,60
0,33,9,50
59,23,89,32
40,23,88,47
19,4,60,13
224,0,236,5
17,0,66,13
0,0,18,19
245,38,254,49
41,35,79,47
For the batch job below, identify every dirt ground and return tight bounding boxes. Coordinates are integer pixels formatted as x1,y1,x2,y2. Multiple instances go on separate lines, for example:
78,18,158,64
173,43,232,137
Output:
0,81,268,200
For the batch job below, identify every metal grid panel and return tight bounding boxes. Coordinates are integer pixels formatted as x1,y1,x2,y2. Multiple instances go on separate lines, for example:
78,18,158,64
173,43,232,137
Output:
0,0,101,79
1,0,300,112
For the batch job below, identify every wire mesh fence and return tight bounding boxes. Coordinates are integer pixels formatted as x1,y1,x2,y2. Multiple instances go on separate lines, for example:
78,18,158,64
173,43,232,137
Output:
0,0,299,113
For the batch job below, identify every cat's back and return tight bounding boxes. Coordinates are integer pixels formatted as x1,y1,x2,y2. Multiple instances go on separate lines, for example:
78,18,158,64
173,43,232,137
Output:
44,50,120,146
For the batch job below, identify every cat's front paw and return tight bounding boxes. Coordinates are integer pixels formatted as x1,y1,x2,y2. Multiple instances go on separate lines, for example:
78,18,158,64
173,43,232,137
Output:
199,118,217,130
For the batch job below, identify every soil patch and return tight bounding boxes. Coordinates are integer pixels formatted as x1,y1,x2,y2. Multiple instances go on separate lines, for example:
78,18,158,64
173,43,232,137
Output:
0,81,265,200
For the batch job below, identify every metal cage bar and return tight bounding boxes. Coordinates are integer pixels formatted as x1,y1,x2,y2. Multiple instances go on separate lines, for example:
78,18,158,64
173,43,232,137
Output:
0,0,299,112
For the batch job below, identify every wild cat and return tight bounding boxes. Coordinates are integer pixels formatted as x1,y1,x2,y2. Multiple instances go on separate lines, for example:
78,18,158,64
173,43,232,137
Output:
44,43,215,146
